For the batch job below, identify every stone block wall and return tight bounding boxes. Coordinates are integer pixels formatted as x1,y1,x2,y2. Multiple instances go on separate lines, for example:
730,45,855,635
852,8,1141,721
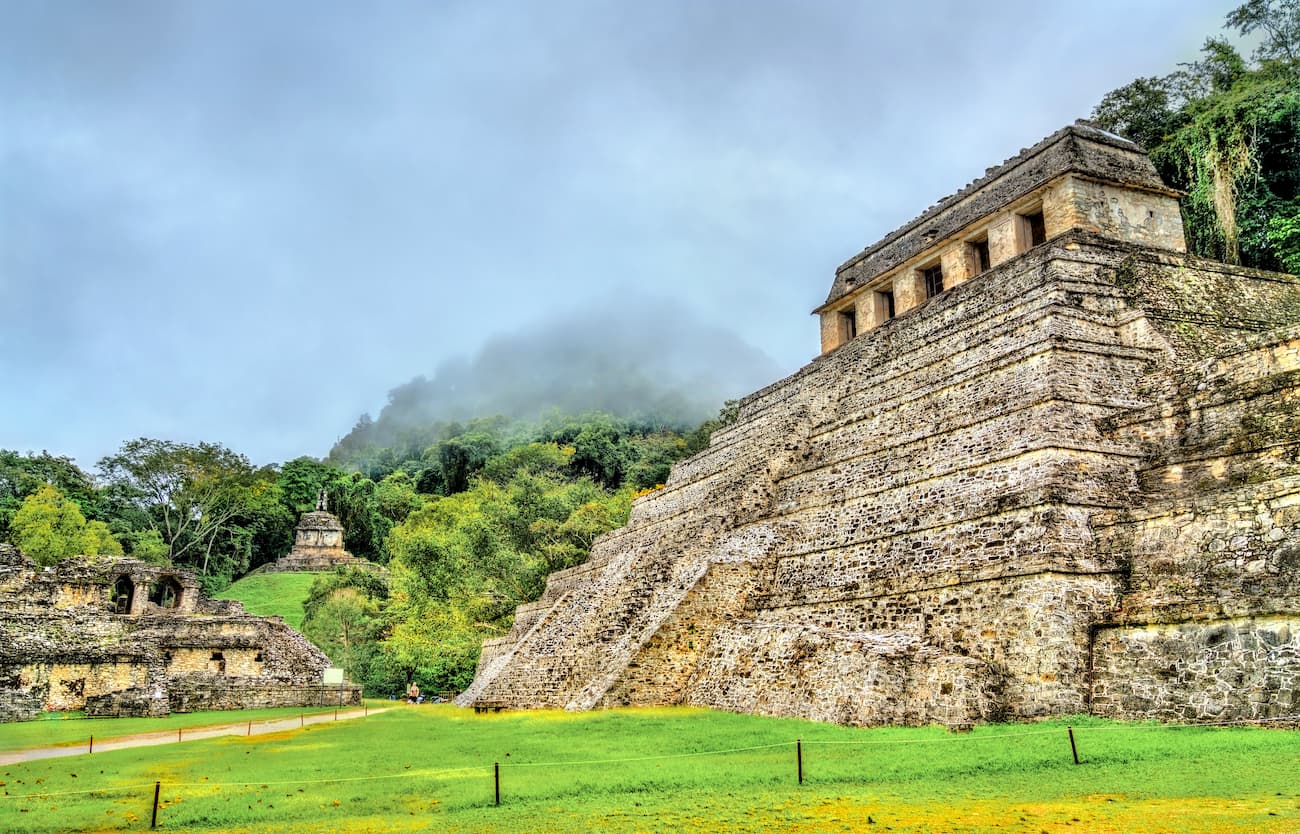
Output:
1090,617,1300,721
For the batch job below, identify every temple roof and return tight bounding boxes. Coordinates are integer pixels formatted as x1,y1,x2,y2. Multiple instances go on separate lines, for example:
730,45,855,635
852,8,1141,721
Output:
295,511,344,530
818,121,1176,310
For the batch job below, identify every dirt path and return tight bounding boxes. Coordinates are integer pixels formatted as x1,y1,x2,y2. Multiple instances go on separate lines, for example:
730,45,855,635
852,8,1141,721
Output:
0,707,391,766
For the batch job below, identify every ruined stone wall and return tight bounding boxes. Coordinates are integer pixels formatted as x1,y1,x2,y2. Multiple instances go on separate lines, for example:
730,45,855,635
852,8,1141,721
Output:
0,549,345,720
1090,617,1300,722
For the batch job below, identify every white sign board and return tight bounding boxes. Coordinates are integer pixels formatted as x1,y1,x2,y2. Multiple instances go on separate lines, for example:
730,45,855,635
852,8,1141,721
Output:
322,667,345,686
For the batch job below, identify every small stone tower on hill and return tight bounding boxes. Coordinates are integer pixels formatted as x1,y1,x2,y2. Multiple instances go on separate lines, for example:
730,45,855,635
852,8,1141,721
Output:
263,490,367,573
461,122,1300,726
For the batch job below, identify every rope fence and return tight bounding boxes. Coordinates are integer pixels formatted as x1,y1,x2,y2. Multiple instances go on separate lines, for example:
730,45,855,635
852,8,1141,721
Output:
1,711,1295,827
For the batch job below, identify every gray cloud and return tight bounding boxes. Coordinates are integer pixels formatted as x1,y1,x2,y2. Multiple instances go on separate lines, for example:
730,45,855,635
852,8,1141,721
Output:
350,291,781,453
0,0,1237,467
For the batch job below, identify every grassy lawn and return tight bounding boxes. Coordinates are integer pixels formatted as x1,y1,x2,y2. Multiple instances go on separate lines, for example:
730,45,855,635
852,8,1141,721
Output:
214,572,322,629
0,706,1295,833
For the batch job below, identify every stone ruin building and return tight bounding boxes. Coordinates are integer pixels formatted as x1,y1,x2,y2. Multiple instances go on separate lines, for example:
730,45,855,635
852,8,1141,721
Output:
256,491,373,574
0,544,360,721
461,122,1300,726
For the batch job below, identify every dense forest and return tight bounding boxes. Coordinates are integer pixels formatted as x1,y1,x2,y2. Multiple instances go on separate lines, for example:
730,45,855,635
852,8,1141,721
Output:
1090,0,1299,273
0,407,736,695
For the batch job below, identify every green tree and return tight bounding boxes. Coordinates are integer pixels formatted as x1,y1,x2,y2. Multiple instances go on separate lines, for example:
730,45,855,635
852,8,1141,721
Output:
238,476,298,574
277,457,343,514
329,474,390,563
1091,1,1300,271
97,438,259,579
0,450,104,540
1227,0,1300,67
374,471,423,525
481,442,574,483
434,431,501,494
1091,76,1179,149
122,529,170,563
303,588,382,683
10,484,121,565
80,520,123,559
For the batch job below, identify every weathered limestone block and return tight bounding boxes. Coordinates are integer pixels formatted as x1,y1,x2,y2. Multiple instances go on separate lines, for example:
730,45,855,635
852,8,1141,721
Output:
1091,617,1300,721
1046,175,1186,252
85,686,170,718
0,690,42,723
684,624,1003,726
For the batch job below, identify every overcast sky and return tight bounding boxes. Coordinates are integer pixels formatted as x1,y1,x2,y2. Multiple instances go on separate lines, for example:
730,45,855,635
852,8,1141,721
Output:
1,0,1235,469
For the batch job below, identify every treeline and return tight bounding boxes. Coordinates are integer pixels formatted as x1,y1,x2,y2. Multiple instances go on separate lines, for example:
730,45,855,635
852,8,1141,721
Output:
0,407,737,695
327,409,729,488
1091,0,1299,273
1,443,374,587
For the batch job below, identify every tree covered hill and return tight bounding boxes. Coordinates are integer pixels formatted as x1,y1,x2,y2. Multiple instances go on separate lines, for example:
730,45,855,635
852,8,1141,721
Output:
328,293,778,472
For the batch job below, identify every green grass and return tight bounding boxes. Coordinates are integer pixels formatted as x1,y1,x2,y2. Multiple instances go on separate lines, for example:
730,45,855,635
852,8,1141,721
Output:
0,706,1296,833
215,572,322,629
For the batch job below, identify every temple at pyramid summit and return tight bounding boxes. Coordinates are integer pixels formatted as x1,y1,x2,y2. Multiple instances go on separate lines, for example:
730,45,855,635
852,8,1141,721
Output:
460,122,1300,726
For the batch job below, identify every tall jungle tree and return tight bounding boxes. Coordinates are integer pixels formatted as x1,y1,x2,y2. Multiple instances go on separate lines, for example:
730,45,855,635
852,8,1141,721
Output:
1091,0,1300,272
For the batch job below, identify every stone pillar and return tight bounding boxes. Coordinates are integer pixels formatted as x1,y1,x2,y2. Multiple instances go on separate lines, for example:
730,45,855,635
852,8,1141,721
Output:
820,310,852,354
1043,176,1083,238
893,271,927,314
987,212,1019,267
940,243,975,288
862,290,894,330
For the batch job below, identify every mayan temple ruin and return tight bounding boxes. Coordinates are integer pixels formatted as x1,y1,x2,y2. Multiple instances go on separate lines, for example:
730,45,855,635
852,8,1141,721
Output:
258,490,371,574
0,545,360,721
461,122,1300,726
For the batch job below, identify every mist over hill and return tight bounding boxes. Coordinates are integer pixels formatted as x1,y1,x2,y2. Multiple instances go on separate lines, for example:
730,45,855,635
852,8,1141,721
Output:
330,293,783,459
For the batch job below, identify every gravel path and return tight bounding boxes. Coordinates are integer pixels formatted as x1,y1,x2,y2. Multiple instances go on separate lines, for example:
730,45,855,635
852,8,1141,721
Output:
0,707,390,766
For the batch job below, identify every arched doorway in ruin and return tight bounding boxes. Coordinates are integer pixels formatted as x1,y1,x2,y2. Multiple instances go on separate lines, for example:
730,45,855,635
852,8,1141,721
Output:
147,576,182,609
111,575,134,614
